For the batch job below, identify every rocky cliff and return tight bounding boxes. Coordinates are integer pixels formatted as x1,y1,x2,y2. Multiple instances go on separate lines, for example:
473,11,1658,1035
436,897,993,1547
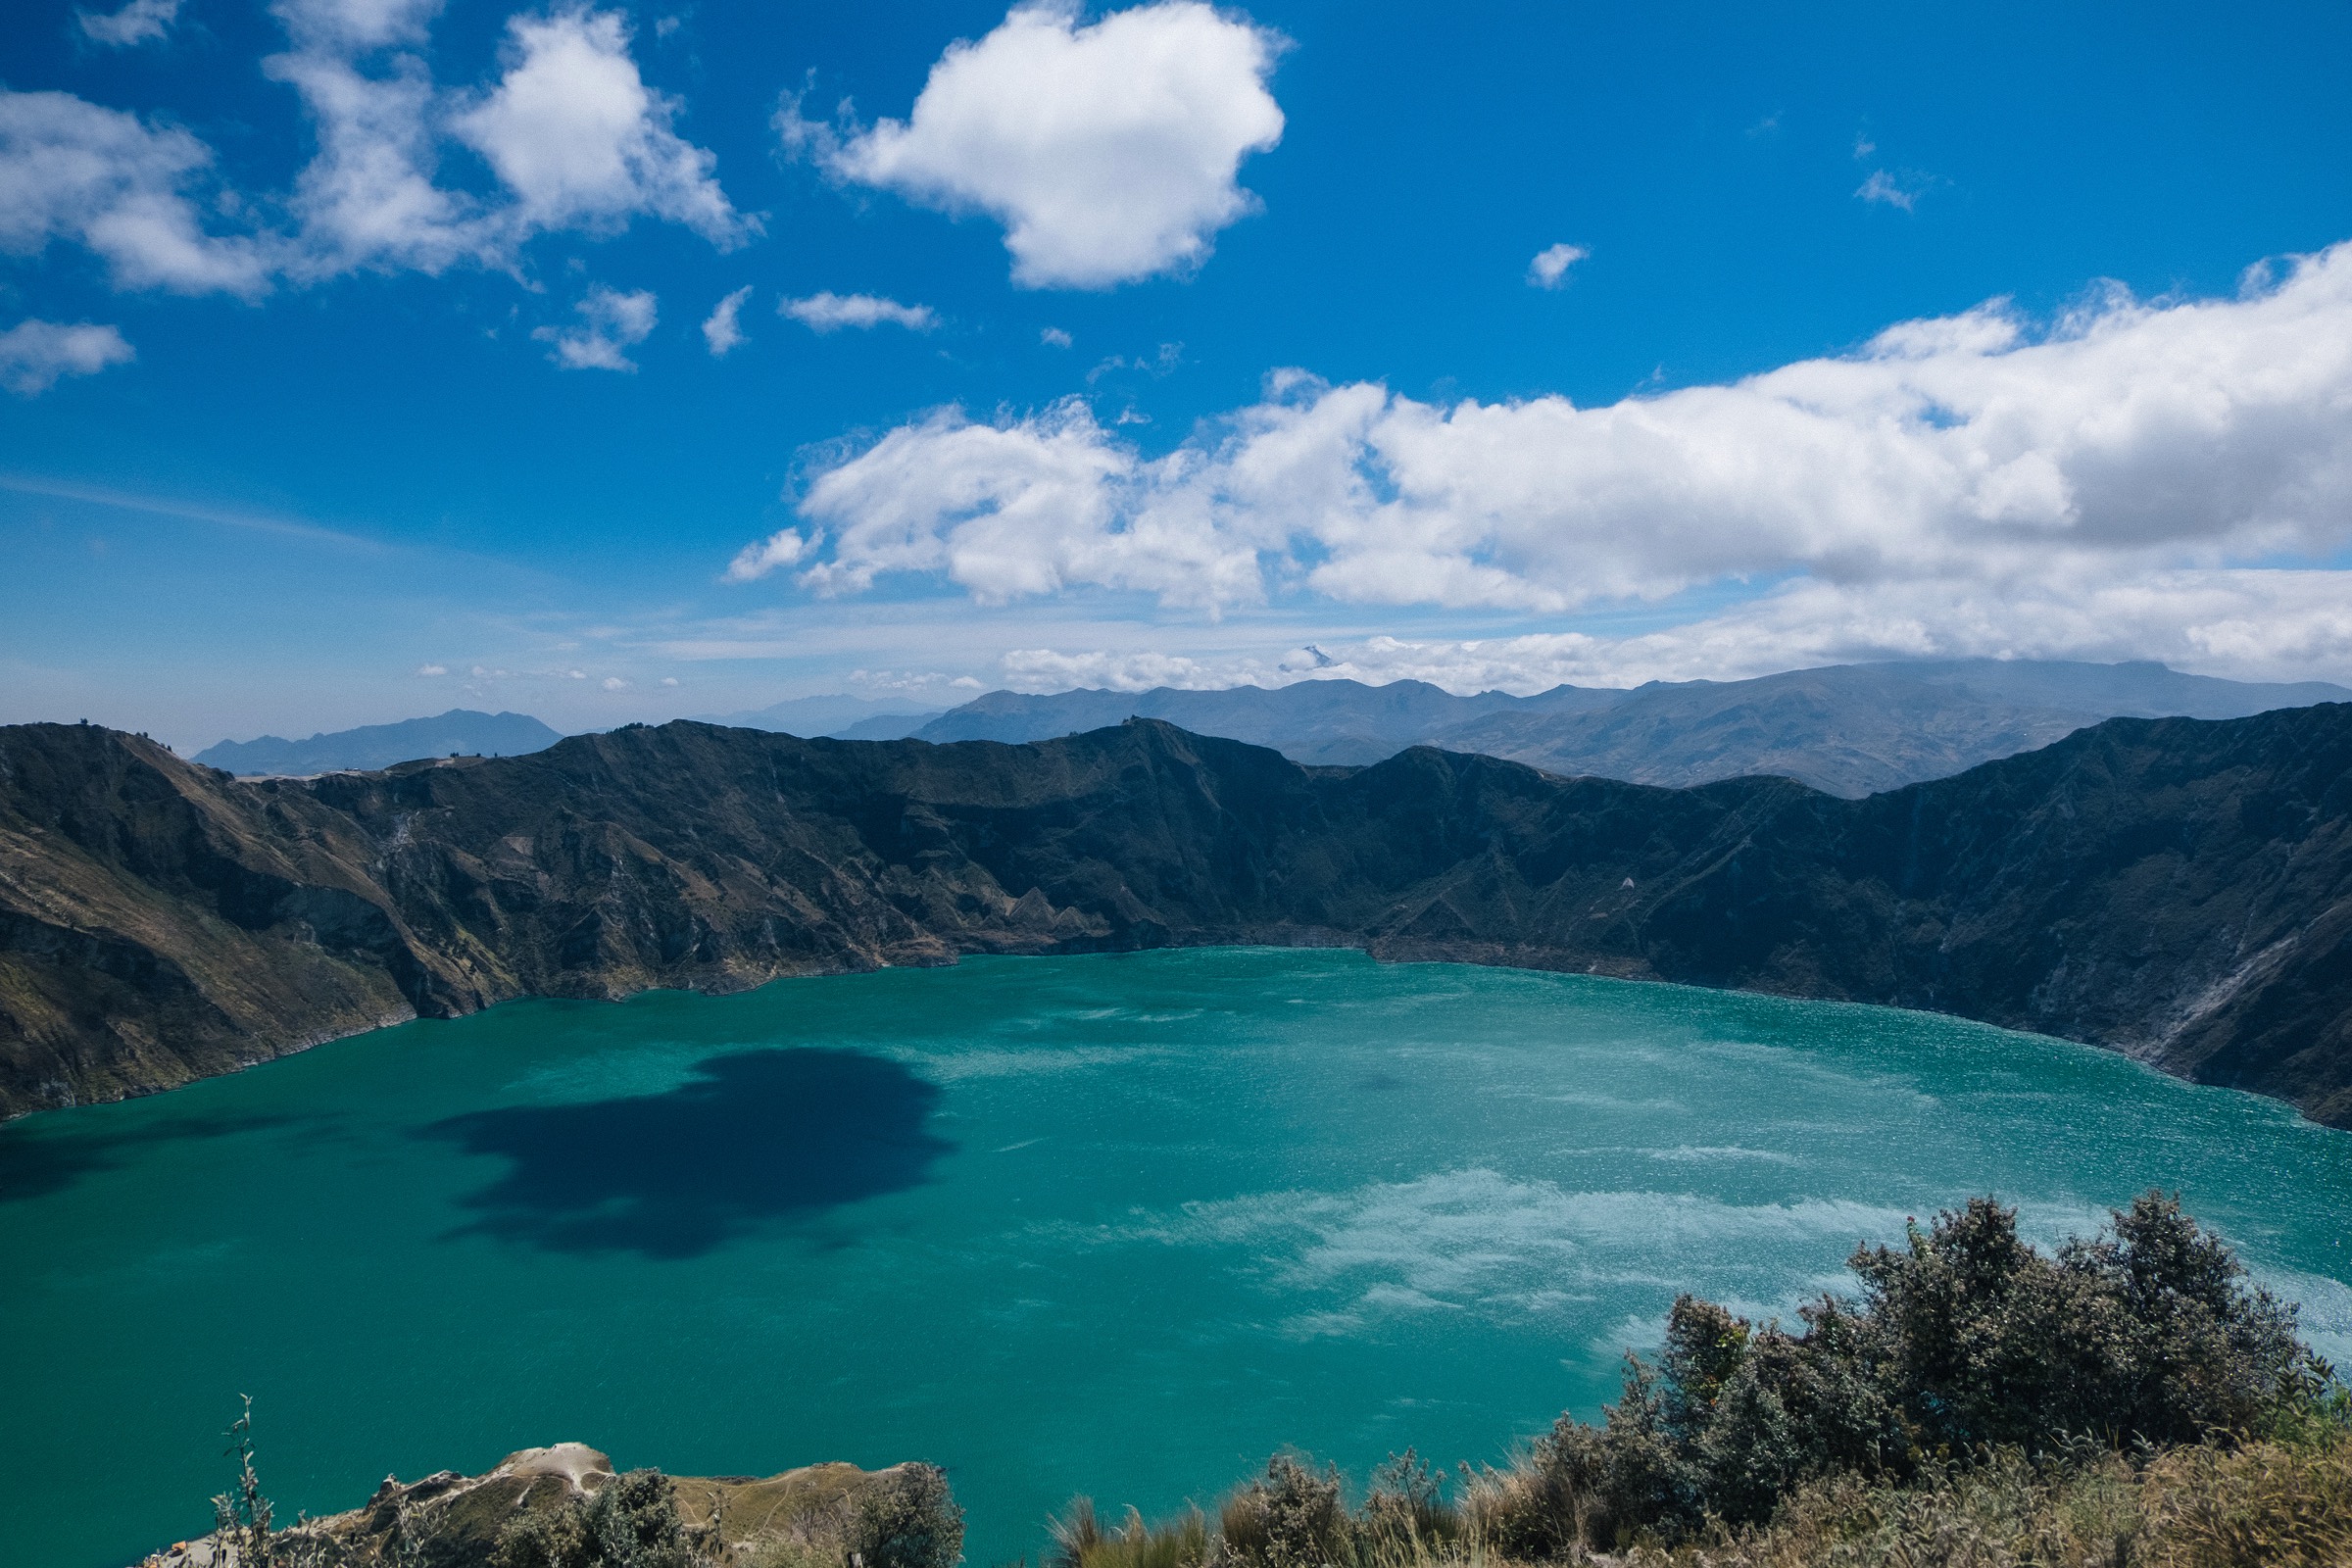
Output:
4,708,2350,1125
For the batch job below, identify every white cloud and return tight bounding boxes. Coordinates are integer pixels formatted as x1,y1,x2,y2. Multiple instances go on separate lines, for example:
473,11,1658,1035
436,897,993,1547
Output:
786,1,1285,288
260,0,509,278
534,283,656,369
452,7,753,247
416,662,449,674
78,0,180,47
732,242,2352,676
702,284,751,355
1527,242,1587,289
1001,569,2352,693
261,0,748,280
0,318,134,394
1856,169,1925,211
0,91,273,295
7,0,751,294
1042,325,1073,348
723,527,809,582
779,291,937,332
601,675,628,690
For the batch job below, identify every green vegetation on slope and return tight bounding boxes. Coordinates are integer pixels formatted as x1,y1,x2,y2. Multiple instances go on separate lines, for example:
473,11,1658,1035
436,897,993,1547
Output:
145,1193,2346,1568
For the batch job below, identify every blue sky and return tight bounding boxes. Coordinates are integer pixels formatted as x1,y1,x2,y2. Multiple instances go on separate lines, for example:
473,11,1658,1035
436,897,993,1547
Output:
4,0,2351,747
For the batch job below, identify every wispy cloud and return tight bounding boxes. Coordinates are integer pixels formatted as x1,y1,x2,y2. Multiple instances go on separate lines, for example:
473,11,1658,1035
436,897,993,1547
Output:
77,0,179,47
779,292,936,332
0,319,132,395
0,471,383,549
702,285,752,356
1855,168,1929,211
535,285,657,370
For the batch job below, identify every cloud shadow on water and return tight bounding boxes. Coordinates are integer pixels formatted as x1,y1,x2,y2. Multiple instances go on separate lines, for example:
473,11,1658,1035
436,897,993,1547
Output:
0,1110,303,1204
420,1048,954,1258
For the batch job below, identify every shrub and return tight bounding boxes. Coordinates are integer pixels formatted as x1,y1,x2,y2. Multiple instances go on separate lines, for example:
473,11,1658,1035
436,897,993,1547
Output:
1517,1190,2329,1544
1215,1454,1348,1568
490,1469,698,1568
2139,1435,2352,1567
1050,1497,1209,1568
1355,1450,1455,1564
849,1463,964,1568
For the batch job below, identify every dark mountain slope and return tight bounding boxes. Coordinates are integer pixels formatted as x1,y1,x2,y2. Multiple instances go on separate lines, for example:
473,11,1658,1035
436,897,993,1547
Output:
194,709,563,775
4,708,2351,1125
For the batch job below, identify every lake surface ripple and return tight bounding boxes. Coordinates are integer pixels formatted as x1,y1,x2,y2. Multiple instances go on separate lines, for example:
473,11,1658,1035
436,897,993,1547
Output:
4,949,2348,1566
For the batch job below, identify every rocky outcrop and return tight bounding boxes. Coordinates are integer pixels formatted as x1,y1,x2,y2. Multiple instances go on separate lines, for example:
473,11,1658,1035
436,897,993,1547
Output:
4,708,2352,1126
139,1442,925,1567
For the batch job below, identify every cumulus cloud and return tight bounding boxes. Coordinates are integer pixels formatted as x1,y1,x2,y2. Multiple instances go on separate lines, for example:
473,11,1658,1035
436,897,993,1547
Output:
723,526,809,582
1527,242,1587,288
785,0,1285,287
0,90,273,295
78,0,180,47
416,662,448,675
779,291,936,332
534,283,656,369
261,0,751,280
733,242,2352,673
0,318,134,394
1002,569,2352,693
1042,325,1073,347
451,7,753,246
5,0,751,296
702,283,751,355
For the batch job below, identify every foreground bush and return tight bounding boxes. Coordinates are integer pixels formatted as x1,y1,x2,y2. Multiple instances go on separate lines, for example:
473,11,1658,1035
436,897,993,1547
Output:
490,1468,701,1568
1483,1191,2328,1545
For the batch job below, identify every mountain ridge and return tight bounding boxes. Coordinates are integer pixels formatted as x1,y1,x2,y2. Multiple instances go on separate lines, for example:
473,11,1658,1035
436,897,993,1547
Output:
5,708,2352,1126
912,661,2352,794
193,709,564,776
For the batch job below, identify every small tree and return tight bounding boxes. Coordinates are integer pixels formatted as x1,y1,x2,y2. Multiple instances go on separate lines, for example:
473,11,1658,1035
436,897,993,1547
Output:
213,1396,277,1568
849,1464,964,1568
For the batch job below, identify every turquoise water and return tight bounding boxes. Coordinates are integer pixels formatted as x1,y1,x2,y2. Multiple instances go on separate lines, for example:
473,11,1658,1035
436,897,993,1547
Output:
3,949,2350,1567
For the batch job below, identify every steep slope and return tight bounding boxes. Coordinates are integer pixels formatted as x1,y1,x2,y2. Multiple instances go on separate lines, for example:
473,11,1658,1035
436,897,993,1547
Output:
4,709,2351,1125
195,710,564,775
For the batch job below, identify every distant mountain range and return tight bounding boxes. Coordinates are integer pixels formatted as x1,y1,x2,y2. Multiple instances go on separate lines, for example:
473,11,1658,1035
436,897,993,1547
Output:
907,660,2352,795
185,661,2352,793
693,695,947,739
193,710,564,775
9,707,2352,1127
